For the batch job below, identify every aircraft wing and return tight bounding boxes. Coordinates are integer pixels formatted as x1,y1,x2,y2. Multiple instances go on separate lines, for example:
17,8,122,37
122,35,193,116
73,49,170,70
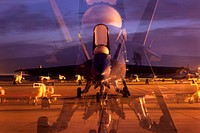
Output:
126,65,186,78
15,65,81,80
15,60,93,80
16,64,185,80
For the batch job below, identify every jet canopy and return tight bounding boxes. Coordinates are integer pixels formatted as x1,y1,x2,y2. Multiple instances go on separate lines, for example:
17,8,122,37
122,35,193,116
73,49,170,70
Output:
93,24,110,55
94,24,109,46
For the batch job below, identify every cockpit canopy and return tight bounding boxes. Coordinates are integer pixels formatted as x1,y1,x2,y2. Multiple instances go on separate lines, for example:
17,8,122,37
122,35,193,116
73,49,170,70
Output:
93,24,110,56
94,24,108,46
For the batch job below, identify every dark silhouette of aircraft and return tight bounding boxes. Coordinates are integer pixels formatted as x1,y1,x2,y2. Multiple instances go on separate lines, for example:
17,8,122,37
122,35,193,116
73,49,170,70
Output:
76,23,130,97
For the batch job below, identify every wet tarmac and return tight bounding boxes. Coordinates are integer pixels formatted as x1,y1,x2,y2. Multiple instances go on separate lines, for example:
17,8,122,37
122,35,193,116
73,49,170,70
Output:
0,81,200,133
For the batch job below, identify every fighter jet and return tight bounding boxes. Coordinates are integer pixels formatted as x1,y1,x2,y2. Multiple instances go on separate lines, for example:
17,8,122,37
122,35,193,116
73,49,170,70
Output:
16,0,185,97
75,23,130,97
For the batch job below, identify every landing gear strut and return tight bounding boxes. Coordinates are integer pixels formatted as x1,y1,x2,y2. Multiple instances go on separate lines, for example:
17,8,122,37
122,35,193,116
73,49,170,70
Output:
77,87,82,98
122,86,130,97
122,80,130,97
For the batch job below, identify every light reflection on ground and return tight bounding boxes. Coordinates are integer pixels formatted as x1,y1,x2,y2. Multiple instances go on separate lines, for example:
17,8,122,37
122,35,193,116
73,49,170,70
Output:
0,81,200,133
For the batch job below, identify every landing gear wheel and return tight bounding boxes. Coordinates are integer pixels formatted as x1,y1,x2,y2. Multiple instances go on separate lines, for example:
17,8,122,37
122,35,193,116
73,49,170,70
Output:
77,87,82,98
122,86,130,97
96,92,100,103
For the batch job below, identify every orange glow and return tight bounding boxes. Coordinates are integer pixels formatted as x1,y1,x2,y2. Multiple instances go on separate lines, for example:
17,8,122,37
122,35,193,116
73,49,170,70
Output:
198,67,200,72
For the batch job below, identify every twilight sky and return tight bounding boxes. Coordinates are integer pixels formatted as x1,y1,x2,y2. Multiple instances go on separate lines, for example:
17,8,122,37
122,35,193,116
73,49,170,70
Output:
0,0,200,71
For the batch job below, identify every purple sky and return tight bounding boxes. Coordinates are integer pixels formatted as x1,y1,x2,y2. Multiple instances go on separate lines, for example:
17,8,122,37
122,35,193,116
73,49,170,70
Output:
0,0,200,63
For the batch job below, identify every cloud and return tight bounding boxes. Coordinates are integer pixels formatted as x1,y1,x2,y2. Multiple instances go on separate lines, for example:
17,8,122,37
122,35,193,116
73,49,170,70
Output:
0,3,56,35
155,0,200,20
0,0,200,63
125,0,200,21
148,26,200,56
0,41,58,60
122,0,200,57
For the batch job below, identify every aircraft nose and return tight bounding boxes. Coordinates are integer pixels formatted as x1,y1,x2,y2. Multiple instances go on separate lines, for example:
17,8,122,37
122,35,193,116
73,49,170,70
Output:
94,67,110,80
92,54,111,81
100,69,109,79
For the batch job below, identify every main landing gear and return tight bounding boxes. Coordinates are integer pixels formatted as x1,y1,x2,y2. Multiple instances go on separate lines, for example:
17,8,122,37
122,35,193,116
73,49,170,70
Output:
76,80,130,99
115,80,130,97
122,80,130,97
122,85,130,97
76,86,108,103
77,87,82,98
115,87,130,97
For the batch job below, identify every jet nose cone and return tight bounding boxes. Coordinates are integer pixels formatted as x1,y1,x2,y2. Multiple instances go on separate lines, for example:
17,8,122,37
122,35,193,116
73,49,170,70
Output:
98,68,110,80
91,53,111,81
92,67,110,81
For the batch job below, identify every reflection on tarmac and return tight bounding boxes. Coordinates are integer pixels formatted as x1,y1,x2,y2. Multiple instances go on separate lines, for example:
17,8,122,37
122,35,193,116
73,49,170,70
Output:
1,81,199,132
37,94,177,133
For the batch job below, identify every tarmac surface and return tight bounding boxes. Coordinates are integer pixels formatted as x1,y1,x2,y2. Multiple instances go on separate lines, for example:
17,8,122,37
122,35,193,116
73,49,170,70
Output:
0,80,200,133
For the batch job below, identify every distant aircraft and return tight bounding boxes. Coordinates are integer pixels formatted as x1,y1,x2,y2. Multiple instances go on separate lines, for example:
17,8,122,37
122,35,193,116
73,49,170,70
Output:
0,83,60,105
13,71,24,84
